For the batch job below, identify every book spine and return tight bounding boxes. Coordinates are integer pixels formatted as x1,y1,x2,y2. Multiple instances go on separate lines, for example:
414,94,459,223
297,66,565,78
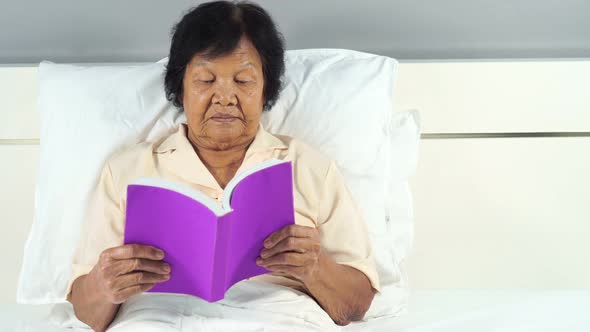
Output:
210,213,232,301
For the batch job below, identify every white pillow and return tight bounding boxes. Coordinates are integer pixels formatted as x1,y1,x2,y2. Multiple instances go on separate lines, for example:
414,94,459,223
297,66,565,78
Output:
17,49,418,318
261,49,397,285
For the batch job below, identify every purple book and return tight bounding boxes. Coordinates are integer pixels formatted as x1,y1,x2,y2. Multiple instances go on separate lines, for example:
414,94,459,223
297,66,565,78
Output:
124,159,295,302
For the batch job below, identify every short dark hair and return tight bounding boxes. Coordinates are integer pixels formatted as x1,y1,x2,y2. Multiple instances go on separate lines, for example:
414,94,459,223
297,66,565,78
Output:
164,1,285,111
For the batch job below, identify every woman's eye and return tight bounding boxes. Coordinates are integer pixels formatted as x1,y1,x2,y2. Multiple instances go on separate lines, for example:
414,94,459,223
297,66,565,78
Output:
236,79,251,84
200,80,214,84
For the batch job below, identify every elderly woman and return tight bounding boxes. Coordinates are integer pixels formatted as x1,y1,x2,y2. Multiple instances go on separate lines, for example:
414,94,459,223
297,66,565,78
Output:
67,1,379,330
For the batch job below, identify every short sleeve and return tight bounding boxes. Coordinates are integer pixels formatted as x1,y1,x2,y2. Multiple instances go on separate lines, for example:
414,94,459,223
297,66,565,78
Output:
317,161,381,292
66,162,125,301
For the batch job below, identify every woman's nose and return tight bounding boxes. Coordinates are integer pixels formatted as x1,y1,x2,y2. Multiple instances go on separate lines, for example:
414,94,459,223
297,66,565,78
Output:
211,84,238,106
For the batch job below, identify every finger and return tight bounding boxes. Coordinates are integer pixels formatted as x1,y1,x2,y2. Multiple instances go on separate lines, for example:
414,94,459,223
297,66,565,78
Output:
111,283,156,304
110,258,171,276
105,244,165,261
264,225,315,249
257,252,306,267
113,271,170,290
260,237,309,259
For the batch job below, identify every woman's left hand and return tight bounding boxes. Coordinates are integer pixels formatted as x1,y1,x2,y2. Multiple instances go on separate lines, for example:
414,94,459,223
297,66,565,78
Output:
257,224,323,285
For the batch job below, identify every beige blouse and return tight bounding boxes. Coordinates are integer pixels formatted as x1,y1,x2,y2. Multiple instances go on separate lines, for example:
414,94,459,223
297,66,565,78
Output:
67,123,380,300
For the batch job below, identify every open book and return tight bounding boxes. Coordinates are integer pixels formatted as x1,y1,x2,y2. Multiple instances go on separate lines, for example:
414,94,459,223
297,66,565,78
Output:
123,159,295,302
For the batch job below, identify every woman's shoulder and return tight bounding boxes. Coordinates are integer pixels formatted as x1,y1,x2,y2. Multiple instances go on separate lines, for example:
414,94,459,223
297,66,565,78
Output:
107,127,177,170
102,139,163,191
107,142,154,167
274,133,334,180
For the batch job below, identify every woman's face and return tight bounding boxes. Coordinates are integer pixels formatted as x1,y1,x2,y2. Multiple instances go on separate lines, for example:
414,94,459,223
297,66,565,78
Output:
182,37,265,151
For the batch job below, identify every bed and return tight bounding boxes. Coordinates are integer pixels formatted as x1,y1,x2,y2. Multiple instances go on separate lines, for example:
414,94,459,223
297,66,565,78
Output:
1,58,589,331
3,290,590,331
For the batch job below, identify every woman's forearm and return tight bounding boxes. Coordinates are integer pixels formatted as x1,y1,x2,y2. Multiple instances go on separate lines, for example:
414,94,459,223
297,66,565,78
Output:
69,274,120,332
303,253,376,326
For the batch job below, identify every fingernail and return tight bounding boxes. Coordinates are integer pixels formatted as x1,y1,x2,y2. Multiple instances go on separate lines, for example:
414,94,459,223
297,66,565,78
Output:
264,241,271,248
164,274,171,279
163,265,171,272
157,251,165,258
256,258,263,265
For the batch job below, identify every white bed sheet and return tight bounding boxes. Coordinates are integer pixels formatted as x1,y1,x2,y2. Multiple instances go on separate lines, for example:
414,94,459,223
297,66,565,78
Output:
2,289,589,332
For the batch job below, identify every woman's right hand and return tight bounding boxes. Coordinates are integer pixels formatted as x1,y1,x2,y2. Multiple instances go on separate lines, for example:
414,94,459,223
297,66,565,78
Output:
88,244,171,304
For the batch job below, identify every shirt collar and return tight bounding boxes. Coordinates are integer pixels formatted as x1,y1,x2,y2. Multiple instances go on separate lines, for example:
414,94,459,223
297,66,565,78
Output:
152,122,288,191
154,122,287,154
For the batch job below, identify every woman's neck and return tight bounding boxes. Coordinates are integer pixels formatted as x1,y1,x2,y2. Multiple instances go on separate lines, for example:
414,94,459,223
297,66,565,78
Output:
195,145,247,170
185,124,255,170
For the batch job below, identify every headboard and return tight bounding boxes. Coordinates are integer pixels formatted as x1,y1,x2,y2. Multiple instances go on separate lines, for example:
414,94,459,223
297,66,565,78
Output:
1,60,589,304
395,60,590,289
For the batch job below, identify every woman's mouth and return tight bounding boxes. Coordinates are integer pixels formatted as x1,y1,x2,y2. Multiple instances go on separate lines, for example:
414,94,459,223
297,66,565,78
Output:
211,116,238,123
